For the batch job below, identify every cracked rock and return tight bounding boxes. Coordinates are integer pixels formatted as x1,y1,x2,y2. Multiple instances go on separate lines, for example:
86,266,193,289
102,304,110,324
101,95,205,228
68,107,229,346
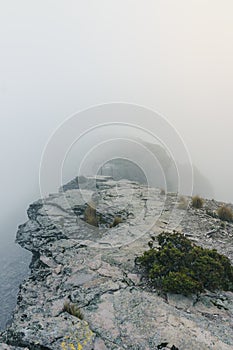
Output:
1,178,233,349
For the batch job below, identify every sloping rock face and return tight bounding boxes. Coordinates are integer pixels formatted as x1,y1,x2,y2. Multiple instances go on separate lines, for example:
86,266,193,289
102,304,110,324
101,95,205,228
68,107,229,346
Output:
1,178,233,350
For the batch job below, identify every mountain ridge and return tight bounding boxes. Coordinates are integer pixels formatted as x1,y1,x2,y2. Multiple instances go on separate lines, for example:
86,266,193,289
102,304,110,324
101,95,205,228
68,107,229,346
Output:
0,177,232,349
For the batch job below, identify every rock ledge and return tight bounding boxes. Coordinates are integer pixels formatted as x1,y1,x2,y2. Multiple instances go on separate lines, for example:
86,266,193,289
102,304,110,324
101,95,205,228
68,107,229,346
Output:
1,178,233,349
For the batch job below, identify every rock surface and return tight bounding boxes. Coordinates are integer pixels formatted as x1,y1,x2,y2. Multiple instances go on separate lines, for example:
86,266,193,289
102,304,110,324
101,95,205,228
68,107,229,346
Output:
0,178,233,349
0,246,30,331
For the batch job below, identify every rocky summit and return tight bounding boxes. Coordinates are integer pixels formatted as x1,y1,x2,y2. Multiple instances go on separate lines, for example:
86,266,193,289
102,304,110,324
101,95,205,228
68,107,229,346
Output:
0,177,233,350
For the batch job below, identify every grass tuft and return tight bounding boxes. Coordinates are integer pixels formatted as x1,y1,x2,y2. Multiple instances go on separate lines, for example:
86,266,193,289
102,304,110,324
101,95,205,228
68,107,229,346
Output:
110,216,123,228
217,205,233,222
84,202,98,227
192,195,204,209
177,196,189,210
63,301,84,320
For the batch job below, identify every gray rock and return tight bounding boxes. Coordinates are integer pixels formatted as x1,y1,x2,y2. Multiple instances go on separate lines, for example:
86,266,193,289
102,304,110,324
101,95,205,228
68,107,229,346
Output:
1,178,233,349
0,344,29,350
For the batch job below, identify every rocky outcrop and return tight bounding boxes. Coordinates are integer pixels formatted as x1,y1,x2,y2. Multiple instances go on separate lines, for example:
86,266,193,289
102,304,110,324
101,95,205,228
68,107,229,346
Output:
0,178,232,349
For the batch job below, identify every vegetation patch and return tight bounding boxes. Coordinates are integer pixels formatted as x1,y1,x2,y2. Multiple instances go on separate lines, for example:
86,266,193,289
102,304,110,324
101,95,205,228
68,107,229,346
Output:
177,196,189,210
63,301,84,320
73,203,127,228
137,231,233,296
217,205,233,222
110,216,123,228
84,203,99,227
191,195,204,209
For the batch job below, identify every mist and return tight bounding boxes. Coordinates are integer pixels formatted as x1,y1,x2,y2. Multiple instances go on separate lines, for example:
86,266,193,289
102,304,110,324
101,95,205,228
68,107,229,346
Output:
1,0,233,252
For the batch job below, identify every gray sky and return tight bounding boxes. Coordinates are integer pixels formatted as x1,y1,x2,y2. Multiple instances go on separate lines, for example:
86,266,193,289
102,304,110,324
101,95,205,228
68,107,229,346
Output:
1,1,233,245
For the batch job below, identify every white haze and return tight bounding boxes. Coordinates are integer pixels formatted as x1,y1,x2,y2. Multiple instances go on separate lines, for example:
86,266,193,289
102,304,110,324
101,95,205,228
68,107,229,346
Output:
1,0,233,250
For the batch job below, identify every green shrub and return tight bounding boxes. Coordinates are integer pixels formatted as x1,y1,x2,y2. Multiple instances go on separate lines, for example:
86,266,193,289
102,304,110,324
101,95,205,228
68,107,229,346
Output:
137,231,233,296
110,216,123,228
217,205,233,222
192,195,204,209
162,272,202,295
63,301,84,320
160,189,166,195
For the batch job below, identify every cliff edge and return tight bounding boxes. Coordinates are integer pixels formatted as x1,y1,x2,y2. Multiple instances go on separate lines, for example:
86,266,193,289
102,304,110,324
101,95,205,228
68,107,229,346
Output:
0,178,232,350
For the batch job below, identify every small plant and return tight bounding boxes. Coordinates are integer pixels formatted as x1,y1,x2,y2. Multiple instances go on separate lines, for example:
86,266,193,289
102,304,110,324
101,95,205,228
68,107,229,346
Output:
63,301,84,320
137,231,233,296
217,205,233,222
177,196,189,210
192,195,204,209
84,202,98,227
110,216,123,228
160,189,166,195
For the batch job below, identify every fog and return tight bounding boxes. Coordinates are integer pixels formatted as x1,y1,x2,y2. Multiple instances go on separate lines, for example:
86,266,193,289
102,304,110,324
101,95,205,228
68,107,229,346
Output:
1,0,233,252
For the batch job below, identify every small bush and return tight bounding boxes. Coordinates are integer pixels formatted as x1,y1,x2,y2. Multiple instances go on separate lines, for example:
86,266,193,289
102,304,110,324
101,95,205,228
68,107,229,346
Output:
84,203,98,227
177,196,189,210
162,272,202,295
110,216,123,228
137,231,233,296
160,189,166,195
192,195,204,209
217,205,233,222
63,301,84,320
